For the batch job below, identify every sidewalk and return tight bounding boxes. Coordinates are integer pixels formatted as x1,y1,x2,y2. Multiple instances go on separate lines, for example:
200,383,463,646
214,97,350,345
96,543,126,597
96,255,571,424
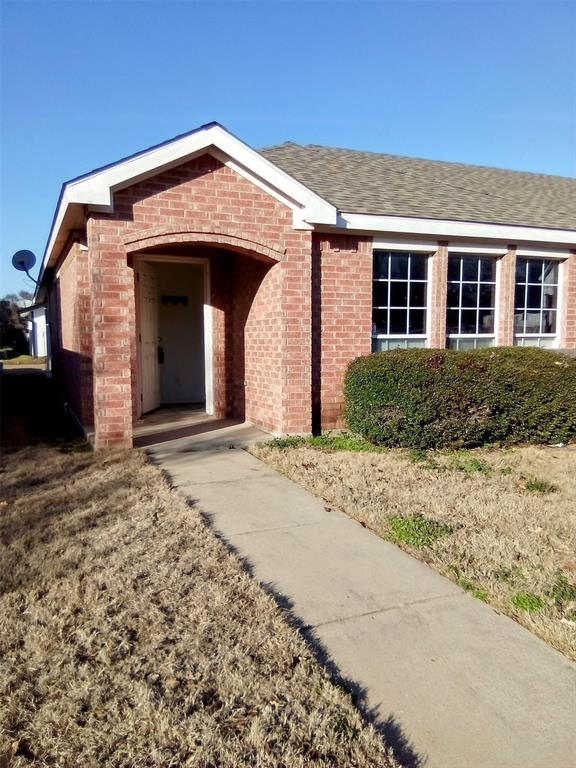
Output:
148,428,576,768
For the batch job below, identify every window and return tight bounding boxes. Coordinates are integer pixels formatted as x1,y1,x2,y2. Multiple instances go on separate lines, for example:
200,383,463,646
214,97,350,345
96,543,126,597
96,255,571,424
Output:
446,254,496,350
372,251,428,351
514,258,559,348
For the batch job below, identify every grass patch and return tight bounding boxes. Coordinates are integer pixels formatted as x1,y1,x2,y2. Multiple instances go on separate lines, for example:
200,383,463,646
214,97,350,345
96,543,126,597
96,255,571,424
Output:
266,432,382,453
1,354,46,365
523,477,558,494
389,515,453,549
0,445,394,767
511,592,546,612
252,441,576,660
447,451,491,475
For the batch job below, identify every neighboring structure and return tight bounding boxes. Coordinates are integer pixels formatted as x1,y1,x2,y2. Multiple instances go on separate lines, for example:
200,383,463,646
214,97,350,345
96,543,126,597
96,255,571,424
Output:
19,303,49,358
35,122,576,448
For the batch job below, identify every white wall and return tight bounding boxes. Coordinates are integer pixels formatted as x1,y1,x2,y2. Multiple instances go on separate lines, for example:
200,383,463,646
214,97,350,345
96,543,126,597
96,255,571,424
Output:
30,307,48,357
156,263,205,404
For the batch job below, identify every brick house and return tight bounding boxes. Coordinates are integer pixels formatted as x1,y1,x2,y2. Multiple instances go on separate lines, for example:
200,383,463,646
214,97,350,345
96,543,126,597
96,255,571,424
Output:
36,122,576,448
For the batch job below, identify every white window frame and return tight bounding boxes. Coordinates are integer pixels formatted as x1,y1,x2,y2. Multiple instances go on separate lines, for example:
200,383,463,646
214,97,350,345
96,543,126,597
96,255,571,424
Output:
372,247,431,351
513,256,561,349
446,252,499,350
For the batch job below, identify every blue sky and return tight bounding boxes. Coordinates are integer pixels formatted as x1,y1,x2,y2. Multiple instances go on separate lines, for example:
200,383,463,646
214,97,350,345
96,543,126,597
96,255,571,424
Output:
1,0,575,294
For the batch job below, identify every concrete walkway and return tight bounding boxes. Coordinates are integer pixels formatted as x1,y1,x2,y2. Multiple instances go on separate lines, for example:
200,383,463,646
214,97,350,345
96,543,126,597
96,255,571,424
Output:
148,425,576,768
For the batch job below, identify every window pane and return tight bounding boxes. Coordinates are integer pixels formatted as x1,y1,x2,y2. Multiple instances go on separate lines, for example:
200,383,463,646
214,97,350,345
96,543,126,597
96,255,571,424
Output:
526,285,542,309
527,260,543,284
514,285,525,310
373,282,388,307
447,309,460,334
461,283,478,308
409,309,426,334
478,309,495,333
448,257,461,281
373,251,389,279
405,338,427,348
542,285,557,309
514,312,525,333
480,259,496,282
410,256,427,280
462,258,479,281
542,310,556,334
390,254,408,280
479,284,495,308
388,339,408,350
372,309,388,335
543,261,559,285
475,338,495,348
389,309,408,334
447,284,460,307
457,339,477,351
410,282,426,307
460,310,477,333
390,281,408,307
525,311,541,333
516,259,528,283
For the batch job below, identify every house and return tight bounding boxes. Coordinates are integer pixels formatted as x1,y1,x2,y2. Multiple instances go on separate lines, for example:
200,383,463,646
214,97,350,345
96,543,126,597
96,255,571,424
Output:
36,122,576,448
19,303,49,358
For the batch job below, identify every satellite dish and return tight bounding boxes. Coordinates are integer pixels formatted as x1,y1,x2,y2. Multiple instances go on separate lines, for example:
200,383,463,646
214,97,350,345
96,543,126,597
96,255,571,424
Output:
12,250,37,272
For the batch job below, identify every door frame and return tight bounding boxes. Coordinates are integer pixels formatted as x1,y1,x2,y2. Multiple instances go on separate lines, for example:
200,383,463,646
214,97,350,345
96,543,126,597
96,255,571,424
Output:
135,254,214,417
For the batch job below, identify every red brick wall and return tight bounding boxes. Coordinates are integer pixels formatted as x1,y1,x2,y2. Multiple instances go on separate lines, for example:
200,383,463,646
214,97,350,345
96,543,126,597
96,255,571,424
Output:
85,153,312,446
559,251,576,348
314,234,373,429
50,240,93,426
496,247,517,346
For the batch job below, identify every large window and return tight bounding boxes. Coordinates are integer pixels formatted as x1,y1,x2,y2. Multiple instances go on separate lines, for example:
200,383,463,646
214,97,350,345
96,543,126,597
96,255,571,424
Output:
446,254,496,350
372,251,428,351
514,258,558,348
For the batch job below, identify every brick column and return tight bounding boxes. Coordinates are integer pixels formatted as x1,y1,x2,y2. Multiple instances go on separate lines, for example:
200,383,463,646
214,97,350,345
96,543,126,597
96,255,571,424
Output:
281,231,313,434
559,251,576,349
496,245,517,346
88,216,134,448
428,242,448,348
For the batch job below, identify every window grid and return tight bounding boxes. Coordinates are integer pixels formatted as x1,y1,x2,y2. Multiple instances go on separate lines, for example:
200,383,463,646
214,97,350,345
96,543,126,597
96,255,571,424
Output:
446,254,496,348
514,258,558,342
372,251,428,347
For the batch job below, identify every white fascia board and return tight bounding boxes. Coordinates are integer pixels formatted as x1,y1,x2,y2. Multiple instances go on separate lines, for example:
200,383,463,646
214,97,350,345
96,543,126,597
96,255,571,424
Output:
372,238,439,252
337,213,576,246
40,123,337,282
64,124,336,222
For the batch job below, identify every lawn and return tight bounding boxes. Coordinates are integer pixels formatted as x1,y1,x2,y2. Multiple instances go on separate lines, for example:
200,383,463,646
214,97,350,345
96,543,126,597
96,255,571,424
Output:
0,373,394,767
252,437,576,661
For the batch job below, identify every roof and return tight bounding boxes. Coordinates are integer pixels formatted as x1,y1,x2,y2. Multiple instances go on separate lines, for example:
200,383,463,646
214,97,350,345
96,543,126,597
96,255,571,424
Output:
260,143,576,231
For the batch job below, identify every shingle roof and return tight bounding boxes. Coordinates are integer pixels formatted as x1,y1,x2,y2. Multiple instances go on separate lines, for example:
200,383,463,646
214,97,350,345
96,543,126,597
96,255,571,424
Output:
260,143,576,231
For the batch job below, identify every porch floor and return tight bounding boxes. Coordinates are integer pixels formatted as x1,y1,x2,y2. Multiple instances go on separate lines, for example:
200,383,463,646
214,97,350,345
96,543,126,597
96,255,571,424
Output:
133,404,270,449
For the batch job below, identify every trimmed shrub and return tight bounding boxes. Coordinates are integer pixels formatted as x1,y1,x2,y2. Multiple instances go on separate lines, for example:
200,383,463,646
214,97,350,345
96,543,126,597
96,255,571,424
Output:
344,347,576,449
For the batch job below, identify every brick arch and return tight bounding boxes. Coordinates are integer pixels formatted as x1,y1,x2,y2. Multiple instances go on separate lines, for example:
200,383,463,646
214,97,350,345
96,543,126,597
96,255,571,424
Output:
123,226,285,262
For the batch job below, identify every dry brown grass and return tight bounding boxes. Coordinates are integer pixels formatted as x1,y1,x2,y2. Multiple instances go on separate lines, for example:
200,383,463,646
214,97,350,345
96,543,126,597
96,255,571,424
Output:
252,441,576,661
0,444,395,768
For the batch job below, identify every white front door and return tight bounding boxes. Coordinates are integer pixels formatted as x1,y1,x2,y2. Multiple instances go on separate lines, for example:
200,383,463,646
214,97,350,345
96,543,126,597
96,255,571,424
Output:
138,262,161,413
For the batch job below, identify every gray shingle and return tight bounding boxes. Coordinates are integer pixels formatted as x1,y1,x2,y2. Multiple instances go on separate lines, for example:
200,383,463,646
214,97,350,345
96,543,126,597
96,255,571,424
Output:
260,143,576,231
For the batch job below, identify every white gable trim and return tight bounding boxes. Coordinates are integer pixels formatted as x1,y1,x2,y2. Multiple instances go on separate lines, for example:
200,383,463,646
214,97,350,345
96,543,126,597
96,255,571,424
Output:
39,123,337,283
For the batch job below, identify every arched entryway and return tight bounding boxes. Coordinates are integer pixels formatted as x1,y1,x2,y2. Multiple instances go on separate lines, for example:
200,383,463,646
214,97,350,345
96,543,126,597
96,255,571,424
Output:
128,238,282,440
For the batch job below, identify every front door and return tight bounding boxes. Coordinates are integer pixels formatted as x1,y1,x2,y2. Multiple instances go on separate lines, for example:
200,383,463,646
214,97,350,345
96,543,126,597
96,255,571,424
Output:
138,262,161,413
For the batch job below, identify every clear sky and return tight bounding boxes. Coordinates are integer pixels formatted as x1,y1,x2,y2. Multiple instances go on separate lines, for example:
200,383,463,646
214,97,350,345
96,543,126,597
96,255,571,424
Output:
1,0,575,294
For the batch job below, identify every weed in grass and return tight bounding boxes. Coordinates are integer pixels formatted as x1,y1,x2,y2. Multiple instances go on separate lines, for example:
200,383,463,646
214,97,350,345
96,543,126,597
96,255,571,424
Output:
523,477,558,494
511,592,546,612
267,436,307,449
455,577,489,602
407,448,440,470
389,515,453,548
332,711,359,742
448,451,491,475
500,466,513,476
547,571,576,610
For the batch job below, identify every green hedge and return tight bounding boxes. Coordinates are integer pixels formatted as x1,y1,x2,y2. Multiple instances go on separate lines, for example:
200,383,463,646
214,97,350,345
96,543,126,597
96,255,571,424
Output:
344,347,576,449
